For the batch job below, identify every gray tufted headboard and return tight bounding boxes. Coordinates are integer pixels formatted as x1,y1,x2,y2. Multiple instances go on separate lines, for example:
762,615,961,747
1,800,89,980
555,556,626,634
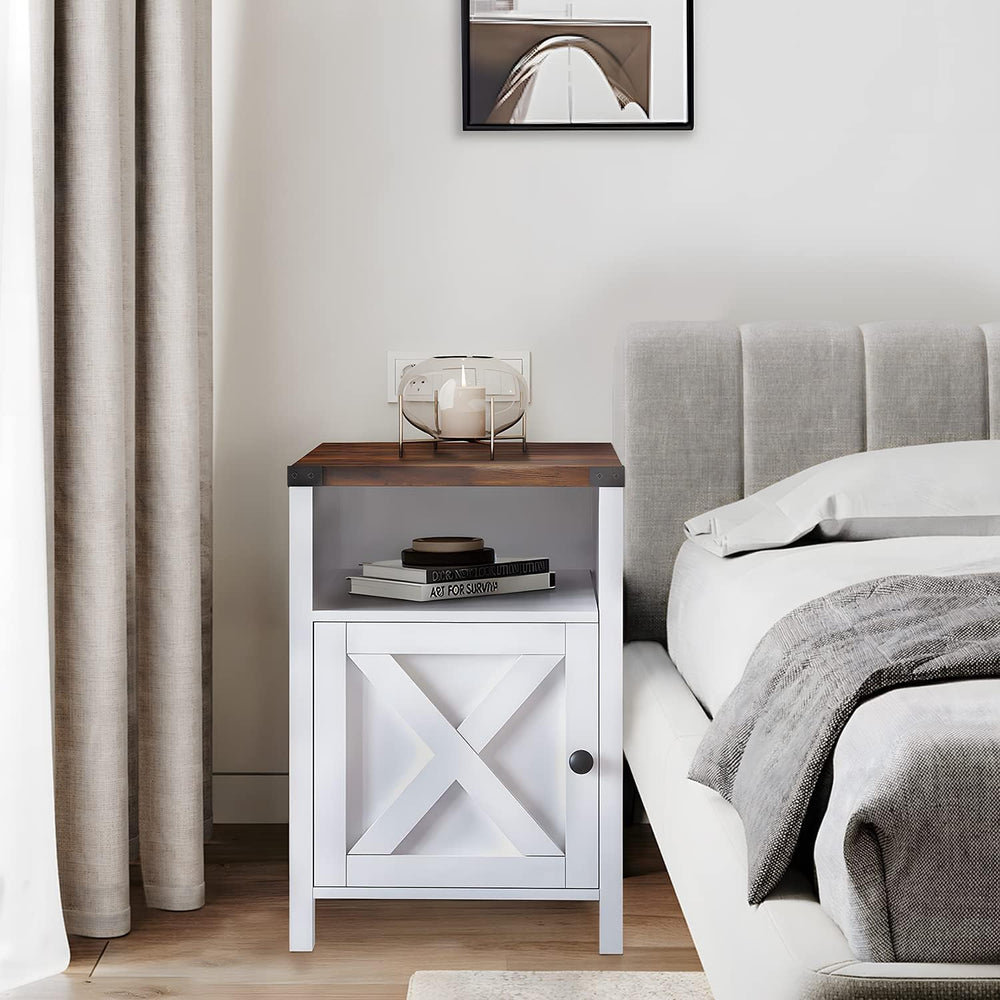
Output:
622,321,1000,643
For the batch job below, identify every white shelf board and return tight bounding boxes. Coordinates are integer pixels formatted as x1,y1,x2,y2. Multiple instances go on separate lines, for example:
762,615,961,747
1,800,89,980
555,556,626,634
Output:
313,568,598,623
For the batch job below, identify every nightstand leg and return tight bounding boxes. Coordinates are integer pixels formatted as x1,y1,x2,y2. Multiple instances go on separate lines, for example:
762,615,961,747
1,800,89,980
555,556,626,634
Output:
599,889,623,955
289,886,315,952
598,487,624,954
289,486,315,951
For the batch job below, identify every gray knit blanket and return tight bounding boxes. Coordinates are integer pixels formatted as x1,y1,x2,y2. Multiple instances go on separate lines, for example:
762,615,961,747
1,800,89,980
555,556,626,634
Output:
815,678,1000,962
689,573,1000,940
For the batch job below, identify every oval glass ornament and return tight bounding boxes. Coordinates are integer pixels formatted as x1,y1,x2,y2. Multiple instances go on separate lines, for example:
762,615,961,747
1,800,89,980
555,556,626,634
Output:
398,356,527,441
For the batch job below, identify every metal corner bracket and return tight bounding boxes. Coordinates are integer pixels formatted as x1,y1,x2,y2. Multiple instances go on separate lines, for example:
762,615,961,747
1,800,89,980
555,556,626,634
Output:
288,466,322,487
589,467,625,487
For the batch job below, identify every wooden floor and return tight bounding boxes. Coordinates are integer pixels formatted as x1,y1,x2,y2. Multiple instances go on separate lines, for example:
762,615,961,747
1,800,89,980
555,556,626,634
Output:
7,824,699,1000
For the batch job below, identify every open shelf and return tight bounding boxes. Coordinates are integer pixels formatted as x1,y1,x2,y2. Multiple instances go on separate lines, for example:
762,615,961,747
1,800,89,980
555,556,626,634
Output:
312,568,598,623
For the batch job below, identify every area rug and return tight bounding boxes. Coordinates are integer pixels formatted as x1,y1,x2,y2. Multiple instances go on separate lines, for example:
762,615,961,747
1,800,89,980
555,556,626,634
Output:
407,970,713,999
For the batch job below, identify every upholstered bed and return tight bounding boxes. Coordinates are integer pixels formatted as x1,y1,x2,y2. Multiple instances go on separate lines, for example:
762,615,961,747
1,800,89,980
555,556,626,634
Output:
620,322,1000,1000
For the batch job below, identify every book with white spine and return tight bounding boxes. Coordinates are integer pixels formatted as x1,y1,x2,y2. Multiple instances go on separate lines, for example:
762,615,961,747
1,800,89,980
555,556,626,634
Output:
347,571,555,603
361,557,549,584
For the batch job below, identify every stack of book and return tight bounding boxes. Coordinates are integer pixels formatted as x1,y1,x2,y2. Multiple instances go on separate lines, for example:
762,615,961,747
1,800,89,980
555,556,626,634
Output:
347,537,553,603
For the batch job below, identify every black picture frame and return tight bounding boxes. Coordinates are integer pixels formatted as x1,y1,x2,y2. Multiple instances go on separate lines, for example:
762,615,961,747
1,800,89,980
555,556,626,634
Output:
462,0,694,131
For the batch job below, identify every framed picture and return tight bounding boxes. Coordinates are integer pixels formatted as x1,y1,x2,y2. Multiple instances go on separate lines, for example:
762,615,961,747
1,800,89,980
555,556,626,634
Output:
462,0,694,130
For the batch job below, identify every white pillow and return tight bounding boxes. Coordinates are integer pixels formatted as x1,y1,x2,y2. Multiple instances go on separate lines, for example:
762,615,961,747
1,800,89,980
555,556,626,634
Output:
684,440,1000,557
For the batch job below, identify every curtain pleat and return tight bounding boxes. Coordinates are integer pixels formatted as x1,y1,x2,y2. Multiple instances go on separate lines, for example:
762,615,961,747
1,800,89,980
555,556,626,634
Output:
53,0,133,939
50,0,211,938
134,0,206,913
194,0,213,845
120,0,140,871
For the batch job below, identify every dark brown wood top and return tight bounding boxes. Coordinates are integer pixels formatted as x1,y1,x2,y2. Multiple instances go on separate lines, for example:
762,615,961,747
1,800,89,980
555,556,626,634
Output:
288,442,623,488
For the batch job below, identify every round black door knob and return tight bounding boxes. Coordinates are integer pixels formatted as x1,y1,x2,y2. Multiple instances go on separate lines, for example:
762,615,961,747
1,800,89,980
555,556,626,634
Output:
569,750,594,774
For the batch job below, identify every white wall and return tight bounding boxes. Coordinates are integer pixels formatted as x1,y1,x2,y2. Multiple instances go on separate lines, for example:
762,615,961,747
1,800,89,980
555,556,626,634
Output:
212,0,1000,820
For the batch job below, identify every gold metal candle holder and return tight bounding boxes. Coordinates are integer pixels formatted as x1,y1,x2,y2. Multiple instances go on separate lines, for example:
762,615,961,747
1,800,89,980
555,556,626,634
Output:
398,392,528,460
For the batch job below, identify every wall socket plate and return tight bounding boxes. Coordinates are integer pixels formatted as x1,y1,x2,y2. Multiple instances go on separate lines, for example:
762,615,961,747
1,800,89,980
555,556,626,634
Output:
386,351,531,404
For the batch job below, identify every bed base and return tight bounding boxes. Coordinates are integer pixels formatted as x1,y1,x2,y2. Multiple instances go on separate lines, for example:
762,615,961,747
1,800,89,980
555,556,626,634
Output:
623,641,1000,1000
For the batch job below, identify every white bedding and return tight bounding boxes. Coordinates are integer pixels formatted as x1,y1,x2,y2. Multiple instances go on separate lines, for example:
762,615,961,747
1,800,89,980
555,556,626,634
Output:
667,535,1000,717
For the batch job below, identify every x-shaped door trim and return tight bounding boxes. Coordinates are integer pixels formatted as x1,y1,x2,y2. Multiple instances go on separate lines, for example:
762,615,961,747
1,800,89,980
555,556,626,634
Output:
349,653,563,857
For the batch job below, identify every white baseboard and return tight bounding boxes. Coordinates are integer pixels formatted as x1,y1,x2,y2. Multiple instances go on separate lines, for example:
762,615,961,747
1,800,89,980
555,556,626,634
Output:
213,773,288,823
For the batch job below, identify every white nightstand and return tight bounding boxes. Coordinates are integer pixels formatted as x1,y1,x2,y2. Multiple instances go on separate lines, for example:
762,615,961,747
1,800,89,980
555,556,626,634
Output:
287,443,624,954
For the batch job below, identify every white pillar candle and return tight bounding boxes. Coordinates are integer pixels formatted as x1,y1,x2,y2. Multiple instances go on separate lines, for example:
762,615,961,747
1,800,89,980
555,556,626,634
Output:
438,368,487,439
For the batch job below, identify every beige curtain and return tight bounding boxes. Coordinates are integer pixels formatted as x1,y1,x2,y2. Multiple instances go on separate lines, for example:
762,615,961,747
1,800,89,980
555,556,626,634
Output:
33,0,213,938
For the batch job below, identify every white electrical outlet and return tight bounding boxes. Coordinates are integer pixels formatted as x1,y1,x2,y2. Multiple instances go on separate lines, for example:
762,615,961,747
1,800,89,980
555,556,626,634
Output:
387,351,531,404
400,369,434,402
